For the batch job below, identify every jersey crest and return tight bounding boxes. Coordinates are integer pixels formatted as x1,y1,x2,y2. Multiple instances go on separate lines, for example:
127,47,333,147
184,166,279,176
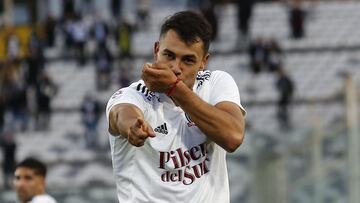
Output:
196,70,211,89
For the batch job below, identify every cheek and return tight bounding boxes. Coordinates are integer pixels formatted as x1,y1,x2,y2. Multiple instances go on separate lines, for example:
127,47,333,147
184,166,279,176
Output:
14,181,30,193
14,182,21,191
156,57,164,63
25,181,37,192
182,69,198,82
185,64,200,74
155,53,167,63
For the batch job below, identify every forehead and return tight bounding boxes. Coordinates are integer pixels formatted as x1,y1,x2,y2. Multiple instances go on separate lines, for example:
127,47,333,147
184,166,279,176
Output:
159,30,205,58
15,167,36,177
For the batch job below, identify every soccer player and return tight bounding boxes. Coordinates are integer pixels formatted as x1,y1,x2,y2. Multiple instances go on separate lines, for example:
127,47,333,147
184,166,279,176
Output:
106,11,246,202
14,158,57,203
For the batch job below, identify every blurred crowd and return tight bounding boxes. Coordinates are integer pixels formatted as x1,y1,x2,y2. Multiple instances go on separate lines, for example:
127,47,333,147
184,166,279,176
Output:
0,0,133,189
0,0,307,190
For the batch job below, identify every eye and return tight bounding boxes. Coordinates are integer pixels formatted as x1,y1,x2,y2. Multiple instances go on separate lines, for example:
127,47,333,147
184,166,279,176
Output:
163,53,174,59
183,58,195,65
25,175,32,181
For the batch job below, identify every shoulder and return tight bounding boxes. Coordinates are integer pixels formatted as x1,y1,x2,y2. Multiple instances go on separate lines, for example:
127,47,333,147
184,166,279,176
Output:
196,70,233,88
106,80,160,118
132,81,159,102
210,70,232,78
130,81,161,104
31,194,57,203
109,80,159,103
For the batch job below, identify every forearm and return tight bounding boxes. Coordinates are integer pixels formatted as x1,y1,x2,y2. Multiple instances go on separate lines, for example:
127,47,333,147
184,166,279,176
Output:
171,82,245,152
109,103,143,138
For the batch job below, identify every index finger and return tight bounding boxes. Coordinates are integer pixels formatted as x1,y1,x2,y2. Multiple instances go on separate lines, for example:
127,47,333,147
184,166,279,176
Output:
144,126,156,138
135,118,156,138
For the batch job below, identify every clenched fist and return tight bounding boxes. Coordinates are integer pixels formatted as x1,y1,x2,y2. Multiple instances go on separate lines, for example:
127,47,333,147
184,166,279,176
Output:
141,62,178,93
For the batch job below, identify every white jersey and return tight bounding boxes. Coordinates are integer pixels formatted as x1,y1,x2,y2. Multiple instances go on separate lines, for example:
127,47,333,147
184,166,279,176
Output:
106,70,245,203
28,194,57,203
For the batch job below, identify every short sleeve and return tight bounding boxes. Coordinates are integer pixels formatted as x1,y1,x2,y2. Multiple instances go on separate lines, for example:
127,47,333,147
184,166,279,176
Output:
209,71,246,115
105,87,147,123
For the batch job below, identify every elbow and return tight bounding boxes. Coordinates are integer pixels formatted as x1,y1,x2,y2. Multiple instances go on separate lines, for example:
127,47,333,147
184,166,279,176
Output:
224,132,244,153
225,120,246,153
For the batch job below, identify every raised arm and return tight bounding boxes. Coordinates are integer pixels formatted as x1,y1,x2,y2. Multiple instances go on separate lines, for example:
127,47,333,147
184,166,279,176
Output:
142,63,245,152
108,103,155,147
170,82,245,152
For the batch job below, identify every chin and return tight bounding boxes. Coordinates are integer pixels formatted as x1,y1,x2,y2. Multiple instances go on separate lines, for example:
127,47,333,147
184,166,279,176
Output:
18,194,31,203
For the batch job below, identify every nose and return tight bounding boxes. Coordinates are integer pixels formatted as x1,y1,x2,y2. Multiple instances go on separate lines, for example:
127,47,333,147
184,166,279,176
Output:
170,59,182,76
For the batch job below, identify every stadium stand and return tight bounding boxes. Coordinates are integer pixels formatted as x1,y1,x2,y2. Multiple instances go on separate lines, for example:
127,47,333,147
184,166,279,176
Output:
1,1,360,203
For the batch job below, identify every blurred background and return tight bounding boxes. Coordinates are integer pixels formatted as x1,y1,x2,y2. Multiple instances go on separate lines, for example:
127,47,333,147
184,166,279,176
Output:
0,0,360,202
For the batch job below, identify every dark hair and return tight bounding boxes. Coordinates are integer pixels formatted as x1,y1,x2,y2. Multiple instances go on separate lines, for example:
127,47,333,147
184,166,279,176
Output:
160,11,212,53
16,158,47,177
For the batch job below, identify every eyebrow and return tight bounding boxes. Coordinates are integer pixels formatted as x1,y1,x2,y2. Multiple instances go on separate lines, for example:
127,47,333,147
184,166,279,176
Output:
163,49,197,59
14,175,33,179
162,49,175,55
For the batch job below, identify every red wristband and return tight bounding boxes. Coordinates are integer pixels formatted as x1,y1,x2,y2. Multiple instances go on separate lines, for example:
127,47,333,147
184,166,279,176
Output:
166,78,181,96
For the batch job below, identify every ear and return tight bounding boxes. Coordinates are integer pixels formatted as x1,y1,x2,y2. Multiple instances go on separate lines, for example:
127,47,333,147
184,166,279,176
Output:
153,41,160,62
199,53,210,71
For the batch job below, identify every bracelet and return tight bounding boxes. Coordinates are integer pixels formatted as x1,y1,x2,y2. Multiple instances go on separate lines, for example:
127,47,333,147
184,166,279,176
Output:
166,78,182,96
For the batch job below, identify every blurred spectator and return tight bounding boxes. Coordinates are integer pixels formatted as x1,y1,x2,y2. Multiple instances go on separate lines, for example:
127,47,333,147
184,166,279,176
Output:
6,31,21,62
288,0,306,39
28,30,44,57
81,93,101,149
71,14,87,66
111,0,123,18
91,18,109,49
63,17,75,51
25,31,46,131
248,37,283,73
116,19,134,58
14,158,57,203
63,0,75,18
0,129,16,190
275,67,294,130
2,69,28,131
25,31,45,88
248,37,266,74
44,15,57,48
136,0,150,29
236,0,254,47
0,94,4,133
0,82,5,134
266,39,283,72
94,45,113,91
35,72,58,131
117,59,133,88
199,0,218,41
118,68,131,88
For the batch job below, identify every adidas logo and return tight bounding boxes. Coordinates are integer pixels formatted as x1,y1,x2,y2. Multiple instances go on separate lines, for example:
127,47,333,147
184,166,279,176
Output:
154,123,168,135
